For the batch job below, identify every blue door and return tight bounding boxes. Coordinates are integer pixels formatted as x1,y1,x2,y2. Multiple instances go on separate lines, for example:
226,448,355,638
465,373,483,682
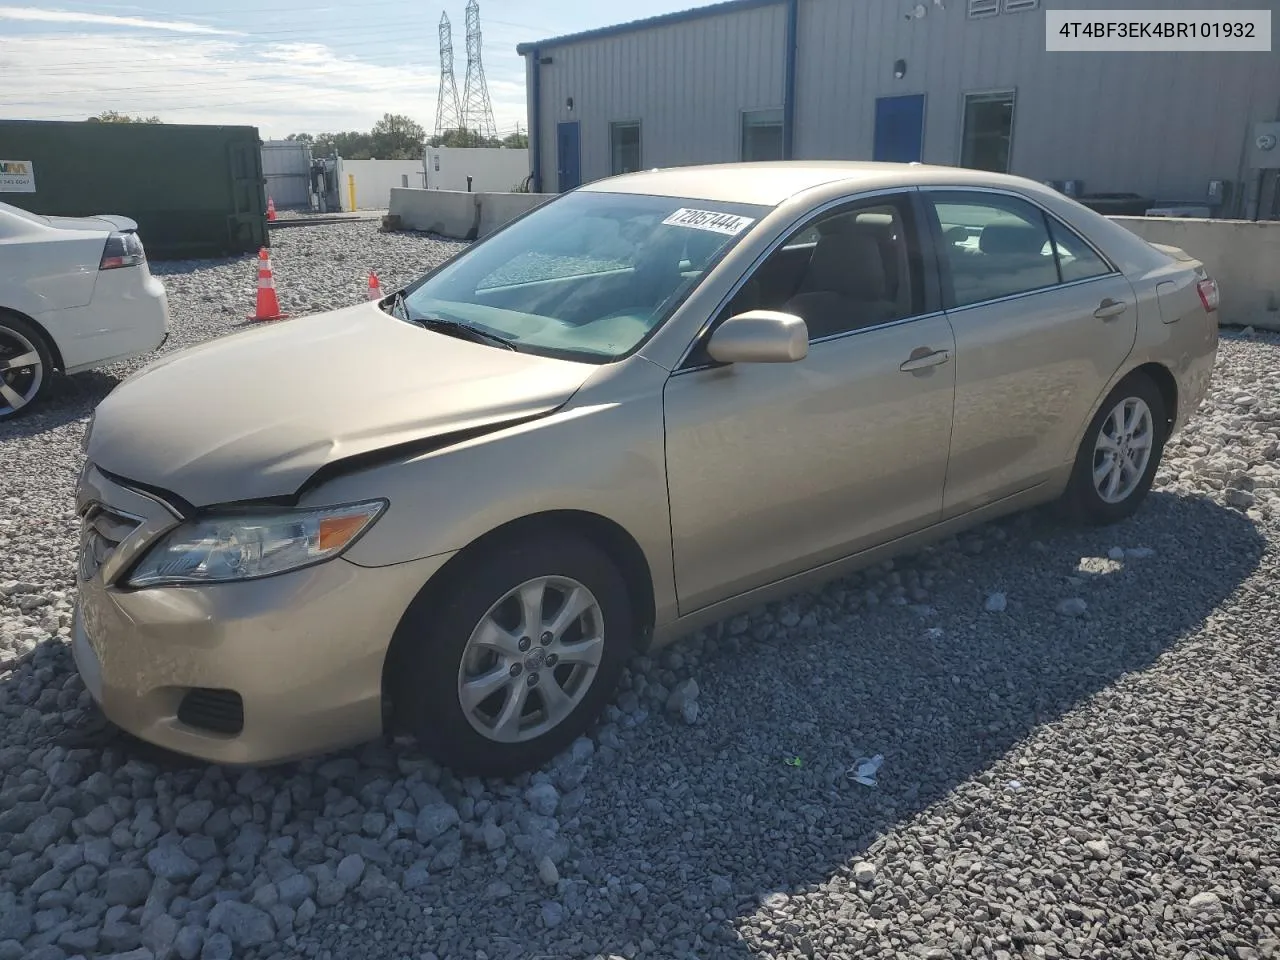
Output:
873,95,925,163
557,122,581,192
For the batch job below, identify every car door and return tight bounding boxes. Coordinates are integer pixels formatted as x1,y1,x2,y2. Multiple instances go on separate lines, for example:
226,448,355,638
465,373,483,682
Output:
922,189,1138,518
663,191,957,614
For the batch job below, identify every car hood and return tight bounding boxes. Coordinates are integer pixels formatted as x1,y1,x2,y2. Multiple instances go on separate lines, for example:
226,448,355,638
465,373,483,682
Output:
87,302,596,507
44,214,138,234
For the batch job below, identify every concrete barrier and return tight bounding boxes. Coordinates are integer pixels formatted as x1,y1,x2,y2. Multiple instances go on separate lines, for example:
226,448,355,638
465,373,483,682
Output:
389,188,554,241
1111,216,1280,331
388,188,479,239
478,192,553,238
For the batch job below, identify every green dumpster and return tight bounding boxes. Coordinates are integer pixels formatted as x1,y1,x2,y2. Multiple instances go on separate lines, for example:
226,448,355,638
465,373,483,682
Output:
0,119,268,259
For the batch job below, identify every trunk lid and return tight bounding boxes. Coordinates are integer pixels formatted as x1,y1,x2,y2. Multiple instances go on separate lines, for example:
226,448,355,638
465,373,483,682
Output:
44,214,139,234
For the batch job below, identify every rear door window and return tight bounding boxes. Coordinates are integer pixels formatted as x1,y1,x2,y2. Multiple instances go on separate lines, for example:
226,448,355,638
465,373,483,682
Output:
929,192,1061,308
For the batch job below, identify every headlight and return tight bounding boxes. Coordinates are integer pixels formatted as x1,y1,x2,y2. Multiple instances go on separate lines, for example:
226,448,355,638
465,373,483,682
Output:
81,414,95,457
126,500,386,587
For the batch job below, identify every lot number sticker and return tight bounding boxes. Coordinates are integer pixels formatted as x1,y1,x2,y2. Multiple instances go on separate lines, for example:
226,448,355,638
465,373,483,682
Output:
0,160,36,193
662,208,755,236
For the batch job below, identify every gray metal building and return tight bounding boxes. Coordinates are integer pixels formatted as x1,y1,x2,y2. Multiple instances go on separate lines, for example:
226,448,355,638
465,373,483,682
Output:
518,0,1280,217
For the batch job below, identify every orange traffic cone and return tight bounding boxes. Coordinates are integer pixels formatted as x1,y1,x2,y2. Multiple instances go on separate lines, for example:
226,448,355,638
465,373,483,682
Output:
248,247,288,321
266,197,277,222
367,271,383,300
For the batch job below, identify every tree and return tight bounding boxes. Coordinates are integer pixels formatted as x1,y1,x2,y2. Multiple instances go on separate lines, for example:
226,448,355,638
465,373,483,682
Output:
87,110,162,123
329,131,374,158
285,114,429,159
429,127,498,149
502,131,529,149
370,113,426,159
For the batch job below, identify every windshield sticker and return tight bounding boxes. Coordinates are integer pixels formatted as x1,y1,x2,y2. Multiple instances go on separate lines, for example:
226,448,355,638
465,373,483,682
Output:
661,208,755,236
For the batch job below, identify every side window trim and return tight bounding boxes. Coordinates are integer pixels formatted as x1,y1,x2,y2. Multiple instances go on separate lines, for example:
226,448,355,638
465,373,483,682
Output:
674,188,933,372
921,185,1121,308
908,190,945,315
920,185,1122,312
1039,209,1066,285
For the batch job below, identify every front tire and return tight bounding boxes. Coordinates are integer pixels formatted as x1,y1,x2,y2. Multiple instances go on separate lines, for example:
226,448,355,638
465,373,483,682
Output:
390,533,632,777
0,312,53,420
1060,372,1167,525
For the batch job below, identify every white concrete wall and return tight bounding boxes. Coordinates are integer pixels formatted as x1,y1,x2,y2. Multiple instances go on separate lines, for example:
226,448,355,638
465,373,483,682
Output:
336,159,427,211
389,188,553,240
1112,217,1280,331
424,147,530,193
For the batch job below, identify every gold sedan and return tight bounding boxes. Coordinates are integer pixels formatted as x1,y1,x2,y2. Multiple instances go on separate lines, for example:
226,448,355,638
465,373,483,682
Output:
73,162,1219,775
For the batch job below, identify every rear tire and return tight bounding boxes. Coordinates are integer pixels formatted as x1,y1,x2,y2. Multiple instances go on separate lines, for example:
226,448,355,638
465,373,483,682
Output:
1060,372,1167,526
390,533,632,777
0,311,53,420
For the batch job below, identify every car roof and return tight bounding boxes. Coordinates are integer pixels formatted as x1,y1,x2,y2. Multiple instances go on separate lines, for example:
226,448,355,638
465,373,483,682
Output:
580,161,1046,207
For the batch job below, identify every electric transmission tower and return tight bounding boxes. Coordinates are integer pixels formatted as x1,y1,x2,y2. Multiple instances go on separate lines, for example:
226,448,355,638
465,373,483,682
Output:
434,12,463,137
461,0,497,141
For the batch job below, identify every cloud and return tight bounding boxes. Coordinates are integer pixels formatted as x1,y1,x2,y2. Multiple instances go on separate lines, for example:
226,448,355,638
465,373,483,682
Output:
0,33,528,138
0,5,239,35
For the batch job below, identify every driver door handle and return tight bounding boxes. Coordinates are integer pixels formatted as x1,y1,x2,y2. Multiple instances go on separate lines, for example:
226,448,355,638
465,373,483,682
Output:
899,348,953,373
1094,298,1128,320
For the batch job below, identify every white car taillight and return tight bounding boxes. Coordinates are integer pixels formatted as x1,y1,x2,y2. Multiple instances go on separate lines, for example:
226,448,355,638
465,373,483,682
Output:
100,231,146,270
1196,277,1219,313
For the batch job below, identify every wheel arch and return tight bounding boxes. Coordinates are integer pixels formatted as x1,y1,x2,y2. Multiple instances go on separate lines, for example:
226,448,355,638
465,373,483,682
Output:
0,305,65,371
1071,359,1180,461
380,509,657,717
1129,361,1179,436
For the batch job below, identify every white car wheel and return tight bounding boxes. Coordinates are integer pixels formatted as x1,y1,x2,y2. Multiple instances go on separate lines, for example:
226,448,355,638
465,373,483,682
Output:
0,313,53,419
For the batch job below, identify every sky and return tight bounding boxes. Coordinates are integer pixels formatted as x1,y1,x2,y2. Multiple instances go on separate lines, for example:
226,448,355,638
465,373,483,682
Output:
1,0,698,138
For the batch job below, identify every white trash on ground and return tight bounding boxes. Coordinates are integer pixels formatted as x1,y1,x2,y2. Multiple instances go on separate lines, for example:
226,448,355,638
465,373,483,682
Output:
848,754,884,787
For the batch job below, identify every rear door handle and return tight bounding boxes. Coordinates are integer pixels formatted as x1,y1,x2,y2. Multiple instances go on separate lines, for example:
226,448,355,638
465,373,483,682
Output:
1094,298,1128,320
899,348,953,372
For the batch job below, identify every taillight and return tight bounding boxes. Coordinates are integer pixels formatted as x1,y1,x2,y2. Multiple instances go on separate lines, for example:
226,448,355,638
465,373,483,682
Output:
1196,277,1219,313
100,231,145,270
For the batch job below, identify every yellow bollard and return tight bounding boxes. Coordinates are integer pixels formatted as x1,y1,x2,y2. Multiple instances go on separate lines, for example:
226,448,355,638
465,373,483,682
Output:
347,173,356,212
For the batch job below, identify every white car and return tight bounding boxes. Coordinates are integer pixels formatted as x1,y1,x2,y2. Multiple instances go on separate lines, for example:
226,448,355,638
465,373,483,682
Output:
0,200,170,419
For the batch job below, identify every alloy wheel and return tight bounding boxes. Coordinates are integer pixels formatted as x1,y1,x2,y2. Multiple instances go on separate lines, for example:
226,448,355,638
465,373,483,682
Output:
0,325,43,416
1092,396,1154,504
456,575,605,743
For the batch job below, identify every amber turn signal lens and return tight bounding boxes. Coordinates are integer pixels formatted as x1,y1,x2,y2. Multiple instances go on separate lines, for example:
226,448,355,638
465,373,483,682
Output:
318,514,372,552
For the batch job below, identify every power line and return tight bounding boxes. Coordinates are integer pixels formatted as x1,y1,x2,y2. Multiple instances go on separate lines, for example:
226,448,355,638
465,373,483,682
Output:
1,13,554,44
17,21,540,73
13,33,538,78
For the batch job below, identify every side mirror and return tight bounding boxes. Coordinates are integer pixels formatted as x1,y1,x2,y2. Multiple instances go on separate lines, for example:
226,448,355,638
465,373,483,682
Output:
706,310,808,364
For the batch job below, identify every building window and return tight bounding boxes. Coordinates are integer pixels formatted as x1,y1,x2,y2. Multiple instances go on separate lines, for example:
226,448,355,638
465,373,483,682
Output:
960,92,1015,173
741,109,784,162
1003,0,1038,11
967,0,998,17
610,121,642,175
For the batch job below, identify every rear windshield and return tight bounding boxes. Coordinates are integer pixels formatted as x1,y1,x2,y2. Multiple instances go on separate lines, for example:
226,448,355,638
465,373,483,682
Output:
402,190,769,362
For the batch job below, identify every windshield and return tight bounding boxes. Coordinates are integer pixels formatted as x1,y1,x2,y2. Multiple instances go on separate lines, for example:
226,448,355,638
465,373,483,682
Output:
401,190,769,362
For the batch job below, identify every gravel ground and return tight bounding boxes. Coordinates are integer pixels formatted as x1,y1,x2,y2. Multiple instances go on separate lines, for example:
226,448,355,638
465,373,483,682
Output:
2,221,1278,960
